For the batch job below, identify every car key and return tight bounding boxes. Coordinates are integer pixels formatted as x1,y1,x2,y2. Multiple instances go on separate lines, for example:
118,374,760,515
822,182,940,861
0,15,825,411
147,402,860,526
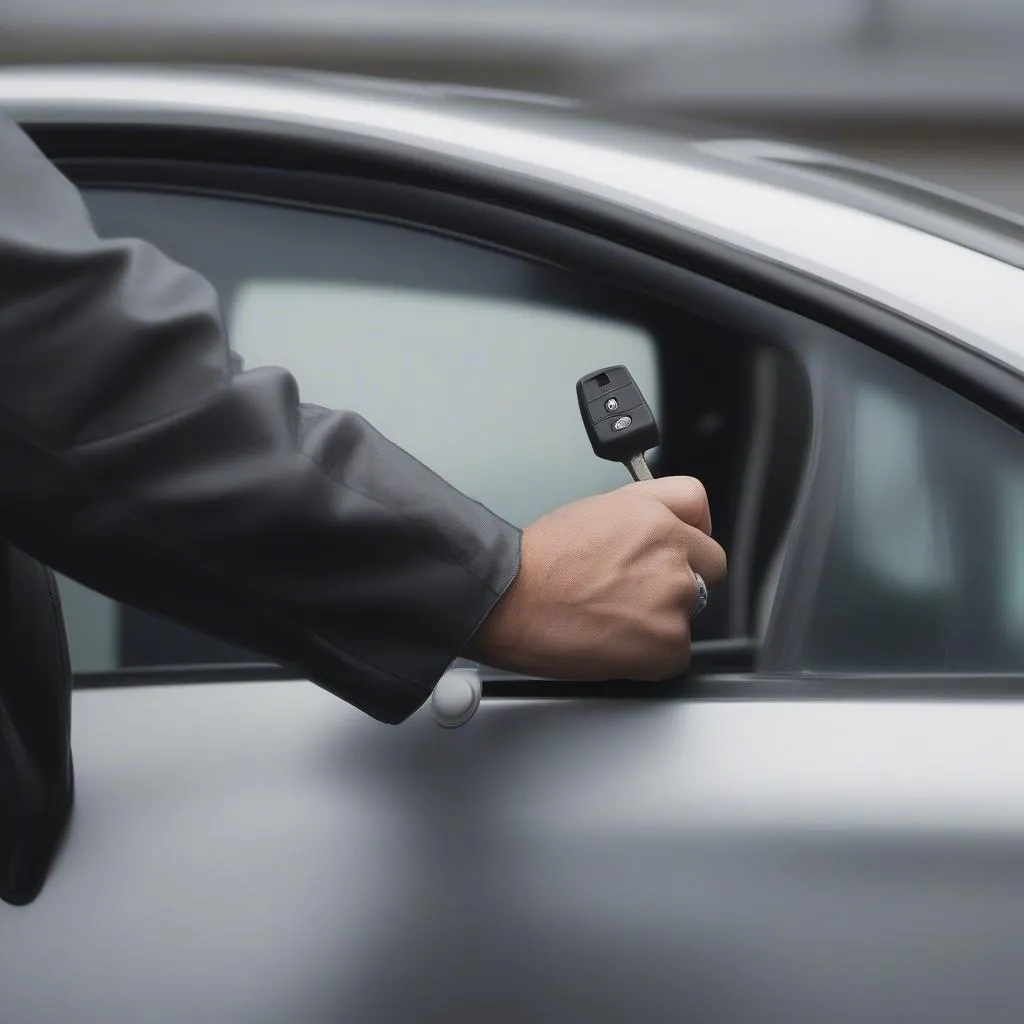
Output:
576,364,660,481
576,364,708,619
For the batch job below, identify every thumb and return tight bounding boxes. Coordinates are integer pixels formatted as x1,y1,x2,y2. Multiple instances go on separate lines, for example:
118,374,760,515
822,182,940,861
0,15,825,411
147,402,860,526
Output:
627,476,712,536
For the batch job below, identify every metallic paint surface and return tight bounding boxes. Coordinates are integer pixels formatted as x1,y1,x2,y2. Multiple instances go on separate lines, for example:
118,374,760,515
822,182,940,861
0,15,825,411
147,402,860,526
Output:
3,683,1024,1023
1,66,1024,374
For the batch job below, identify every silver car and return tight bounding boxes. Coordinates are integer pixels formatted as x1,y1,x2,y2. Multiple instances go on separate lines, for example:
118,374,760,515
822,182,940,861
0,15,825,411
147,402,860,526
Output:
2,64,1024,1024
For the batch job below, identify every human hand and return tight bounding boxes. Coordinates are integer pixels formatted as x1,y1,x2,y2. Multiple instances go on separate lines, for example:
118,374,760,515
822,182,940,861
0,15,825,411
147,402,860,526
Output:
465,477,727,681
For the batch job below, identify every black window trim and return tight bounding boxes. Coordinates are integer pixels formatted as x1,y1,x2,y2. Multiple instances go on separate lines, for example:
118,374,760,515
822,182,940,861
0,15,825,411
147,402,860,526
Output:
28,120,1024,435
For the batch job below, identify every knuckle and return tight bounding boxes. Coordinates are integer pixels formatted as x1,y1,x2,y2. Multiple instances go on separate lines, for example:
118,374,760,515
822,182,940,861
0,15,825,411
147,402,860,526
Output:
686,534,728,586
679,567,699,605
711,541,729,583
679,477,710,525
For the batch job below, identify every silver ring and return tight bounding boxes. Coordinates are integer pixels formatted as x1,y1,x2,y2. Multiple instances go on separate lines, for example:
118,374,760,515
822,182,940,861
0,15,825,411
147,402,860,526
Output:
692,572,708,619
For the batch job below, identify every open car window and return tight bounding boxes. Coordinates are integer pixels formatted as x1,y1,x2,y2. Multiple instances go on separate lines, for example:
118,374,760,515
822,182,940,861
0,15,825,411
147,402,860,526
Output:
227,280,658,528
61,187,665,675
54,175,816,680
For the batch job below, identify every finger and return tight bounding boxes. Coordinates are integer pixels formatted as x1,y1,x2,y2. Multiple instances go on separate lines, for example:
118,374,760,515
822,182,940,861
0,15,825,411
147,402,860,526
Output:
629,476,712,536
677,521,728,586
675,567,702,620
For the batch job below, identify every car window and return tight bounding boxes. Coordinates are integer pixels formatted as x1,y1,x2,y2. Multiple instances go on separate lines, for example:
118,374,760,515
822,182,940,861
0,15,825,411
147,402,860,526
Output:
799,337,1024,673
228,281,657,526
999,469,1024,647
61,188,661,674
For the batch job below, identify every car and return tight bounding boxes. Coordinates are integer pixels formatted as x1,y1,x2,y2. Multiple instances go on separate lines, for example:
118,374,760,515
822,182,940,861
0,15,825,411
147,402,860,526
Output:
2,63,1024,1024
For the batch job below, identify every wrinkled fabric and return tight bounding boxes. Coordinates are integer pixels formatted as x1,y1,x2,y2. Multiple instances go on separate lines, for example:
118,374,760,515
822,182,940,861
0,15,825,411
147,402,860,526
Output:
0,111,521,724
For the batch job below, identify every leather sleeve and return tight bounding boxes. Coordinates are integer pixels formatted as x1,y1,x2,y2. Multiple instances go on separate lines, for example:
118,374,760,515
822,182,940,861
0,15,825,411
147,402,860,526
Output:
0,112,522,724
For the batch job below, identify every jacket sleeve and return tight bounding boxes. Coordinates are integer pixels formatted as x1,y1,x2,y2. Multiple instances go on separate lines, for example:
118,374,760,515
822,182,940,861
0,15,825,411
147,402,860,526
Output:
0,111,521,724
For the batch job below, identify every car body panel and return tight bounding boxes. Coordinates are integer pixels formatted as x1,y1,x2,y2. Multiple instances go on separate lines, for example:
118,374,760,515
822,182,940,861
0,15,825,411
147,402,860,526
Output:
5,681,1024,1024
1,65,1024,375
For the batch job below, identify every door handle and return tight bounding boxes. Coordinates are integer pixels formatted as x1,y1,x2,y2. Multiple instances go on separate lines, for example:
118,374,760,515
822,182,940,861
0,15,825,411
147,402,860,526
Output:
431,665,482,728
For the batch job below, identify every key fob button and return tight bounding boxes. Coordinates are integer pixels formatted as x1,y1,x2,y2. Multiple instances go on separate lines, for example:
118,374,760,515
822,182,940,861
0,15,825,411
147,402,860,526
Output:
585,383,642,426
612,415,632,430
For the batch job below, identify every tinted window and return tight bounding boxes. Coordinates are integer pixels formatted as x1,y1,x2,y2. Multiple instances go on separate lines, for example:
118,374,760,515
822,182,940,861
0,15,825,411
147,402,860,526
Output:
63,189,661,673
800,340,1024,672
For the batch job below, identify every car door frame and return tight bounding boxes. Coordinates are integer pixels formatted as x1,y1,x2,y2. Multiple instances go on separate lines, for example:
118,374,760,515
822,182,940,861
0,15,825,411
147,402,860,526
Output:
23,114,1024,703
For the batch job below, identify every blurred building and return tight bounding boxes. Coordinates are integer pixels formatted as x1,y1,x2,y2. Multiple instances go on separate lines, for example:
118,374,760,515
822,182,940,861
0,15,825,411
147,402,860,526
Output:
4,0,1024,211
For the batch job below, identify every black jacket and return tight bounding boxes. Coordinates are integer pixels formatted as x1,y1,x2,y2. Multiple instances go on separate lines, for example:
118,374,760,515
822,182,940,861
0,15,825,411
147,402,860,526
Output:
0,111,521,726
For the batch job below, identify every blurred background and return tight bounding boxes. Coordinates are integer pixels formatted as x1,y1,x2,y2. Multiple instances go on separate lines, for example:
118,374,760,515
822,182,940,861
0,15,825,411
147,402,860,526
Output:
3,0,1024,212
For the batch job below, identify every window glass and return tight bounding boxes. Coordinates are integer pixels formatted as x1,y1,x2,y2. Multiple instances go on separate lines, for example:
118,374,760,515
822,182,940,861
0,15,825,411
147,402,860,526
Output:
846,384,952,594
227,281,657,527
997,470,1024,646
800,340,1024,672
60,188,660,673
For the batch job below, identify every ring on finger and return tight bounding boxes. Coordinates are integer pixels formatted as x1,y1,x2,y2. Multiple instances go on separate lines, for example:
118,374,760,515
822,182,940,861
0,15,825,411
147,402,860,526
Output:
691,571,708,619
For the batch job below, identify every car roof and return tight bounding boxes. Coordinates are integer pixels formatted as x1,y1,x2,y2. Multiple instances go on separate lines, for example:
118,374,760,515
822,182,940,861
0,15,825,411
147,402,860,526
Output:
2,63,1024,378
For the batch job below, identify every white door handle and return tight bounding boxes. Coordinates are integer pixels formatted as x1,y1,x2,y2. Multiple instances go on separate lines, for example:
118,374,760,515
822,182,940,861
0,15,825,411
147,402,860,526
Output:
431,666,482,728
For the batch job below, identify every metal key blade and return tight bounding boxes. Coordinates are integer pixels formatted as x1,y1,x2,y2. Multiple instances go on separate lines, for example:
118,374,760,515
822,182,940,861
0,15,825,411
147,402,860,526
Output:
626,453,653,481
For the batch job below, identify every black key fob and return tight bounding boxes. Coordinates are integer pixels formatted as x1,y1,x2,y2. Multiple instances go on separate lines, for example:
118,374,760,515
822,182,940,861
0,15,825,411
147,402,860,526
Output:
577,365,660,480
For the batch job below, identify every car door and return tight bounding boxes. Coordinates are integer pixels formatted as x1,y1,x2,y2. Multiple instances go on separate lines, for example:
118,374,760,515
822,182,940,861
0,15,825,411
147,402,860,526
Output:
4,114,1024,1024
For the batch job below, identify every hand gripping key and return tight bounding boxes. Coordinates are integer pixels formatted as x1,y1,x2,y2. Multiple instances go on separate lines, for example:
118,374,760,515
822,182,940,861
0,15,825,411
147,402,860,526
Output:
576,365,660,481
577,364,709,620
